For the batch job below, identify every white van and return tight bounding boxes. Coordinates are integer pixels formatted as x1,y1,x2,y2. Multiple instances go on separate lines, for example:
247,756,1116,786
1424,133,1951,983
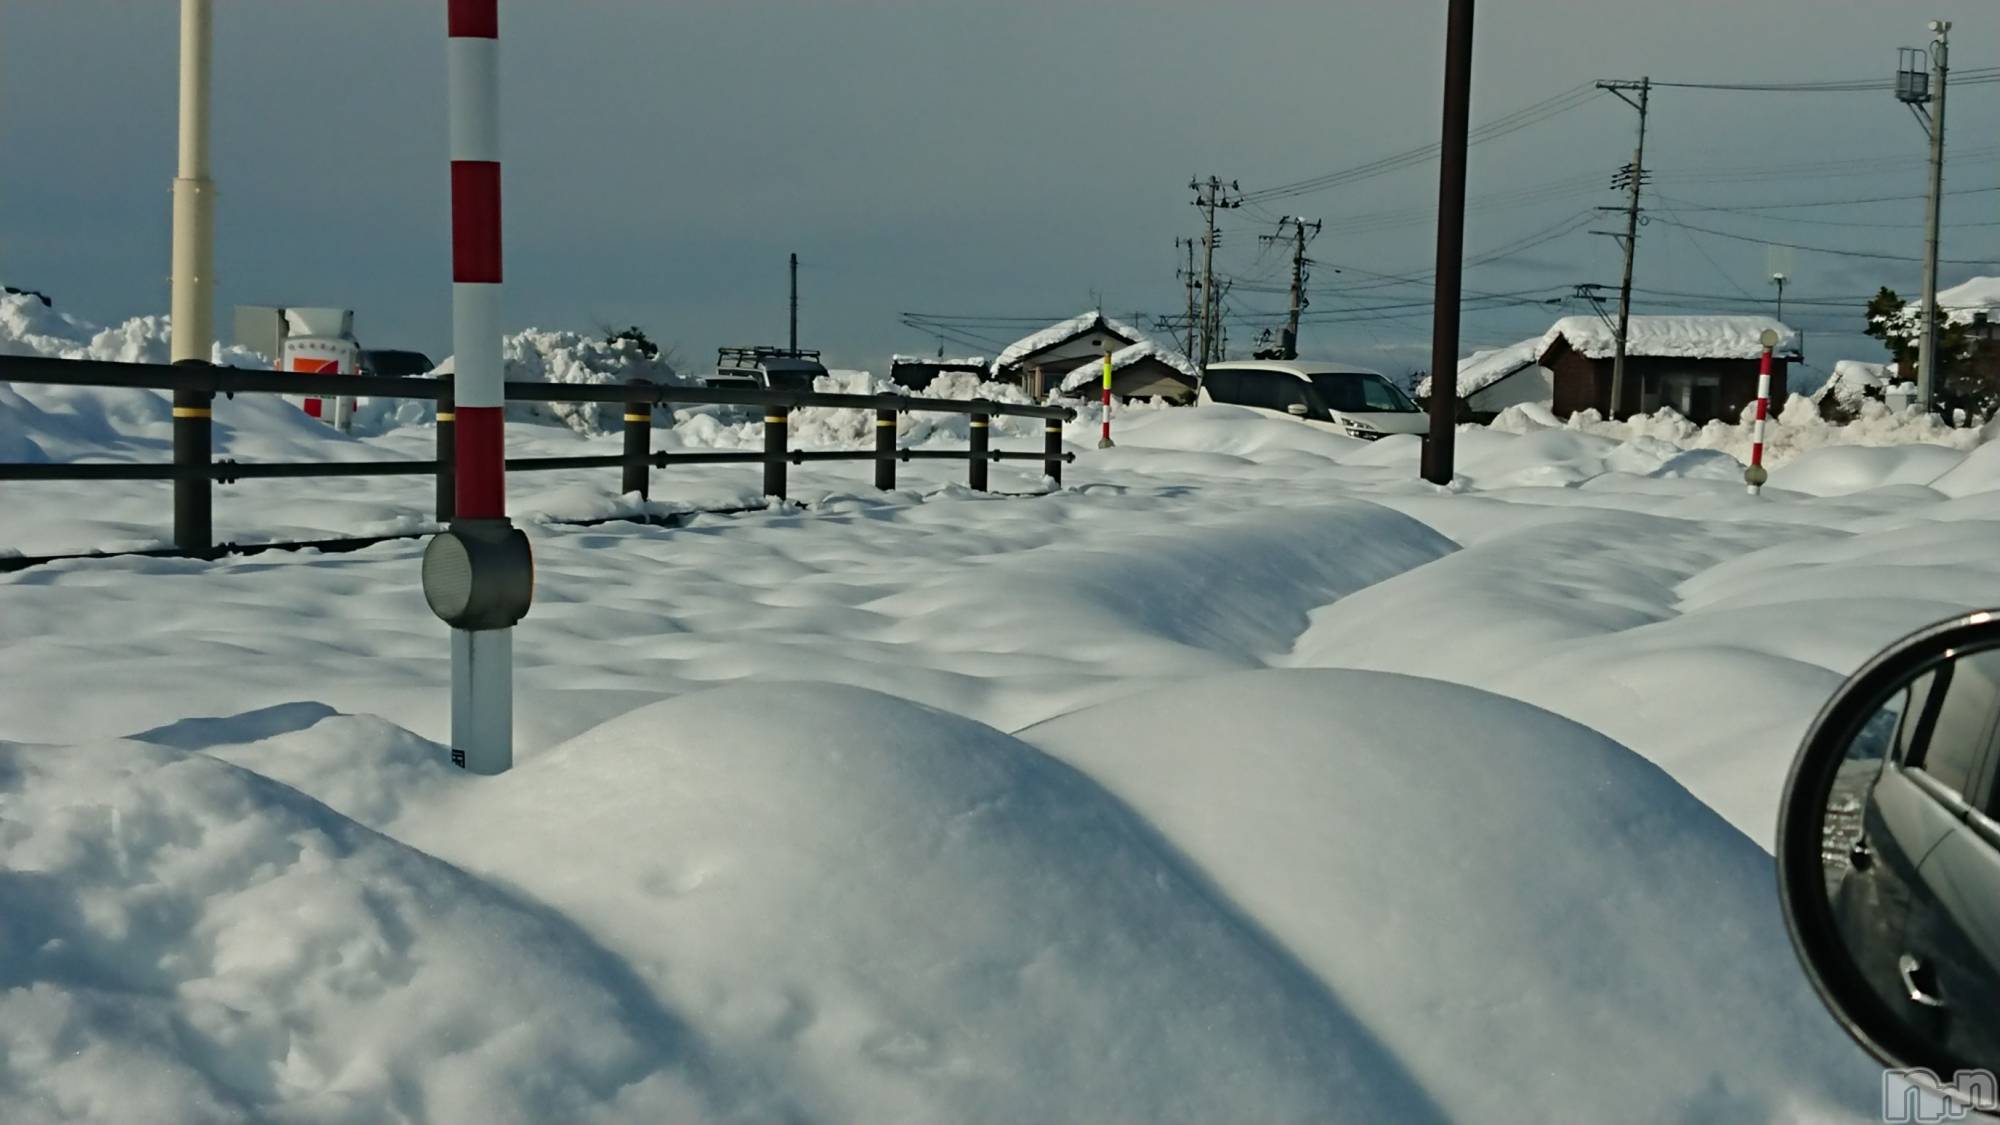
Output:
1198,361,1428,440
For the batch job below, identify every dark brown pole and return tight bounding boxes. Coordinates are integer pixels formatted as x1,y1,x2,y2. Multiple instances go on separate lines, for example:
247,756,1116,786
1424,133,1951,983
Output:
435,372,455,521
763,405,788,499
968,412,990,491
171,359,213,554
1424,0,1474,486
874,408,896,489
1043,419,1063,487
621,381,650,498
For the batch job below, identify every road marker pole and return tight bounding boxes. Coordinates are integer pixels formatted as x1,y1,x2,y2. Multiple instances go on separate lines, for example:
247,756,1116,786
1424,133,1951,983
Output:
1746,328,1777,496
1097,349,1115,449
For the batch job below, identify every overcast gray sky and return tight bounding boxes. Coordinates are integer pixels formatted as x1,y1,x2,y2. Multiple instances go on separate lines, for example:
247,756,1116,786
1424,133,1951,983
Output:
4,1,1996,379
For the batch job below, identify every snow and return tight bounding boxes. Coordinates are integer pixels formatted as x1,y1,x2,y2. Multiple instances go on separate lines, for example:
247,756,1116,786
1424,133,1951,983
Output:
1542,314,1800,361
1054,338,1199,392
988,310,1147,374
1811,359,1891,407
889,354,985,367
1880,275,2000,331
1416,335,1541,399
16,297,2000,1121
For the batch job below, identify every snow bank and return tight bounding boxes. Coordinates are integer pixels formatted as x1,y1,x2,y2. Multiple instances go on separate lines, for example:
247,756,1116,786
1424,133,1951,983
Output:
1416,335,1542,398
1491,394,1987,471
395,683,1443,1123
0,736,746,1123
492,329,683,436
1022,670,1876,1123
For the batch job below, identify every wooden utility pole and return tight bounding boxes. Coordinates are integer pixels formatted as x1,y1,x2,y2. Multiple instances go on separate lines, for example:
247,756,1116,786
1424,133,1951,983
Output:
1425,0,1474,485
1260,217,1321,360
789,253,799,354
1597,77,1650,419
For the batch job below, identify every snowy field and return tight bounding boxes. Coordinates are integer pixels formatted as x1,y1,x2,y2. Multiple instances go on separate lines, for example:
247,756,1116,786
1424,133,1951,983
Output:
7,302,2000,1121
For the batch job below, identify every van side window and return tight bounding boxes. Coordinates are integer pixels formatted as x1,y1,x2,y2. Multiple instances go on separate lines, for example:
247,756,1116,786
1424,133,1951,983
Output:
1907,648,2000,799
1204,370,1242,404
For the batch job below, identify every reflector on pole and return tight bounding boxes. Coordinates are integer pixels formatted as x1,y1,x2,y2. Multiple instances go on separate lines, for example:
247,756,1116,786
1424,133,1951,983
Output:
423,0,531,776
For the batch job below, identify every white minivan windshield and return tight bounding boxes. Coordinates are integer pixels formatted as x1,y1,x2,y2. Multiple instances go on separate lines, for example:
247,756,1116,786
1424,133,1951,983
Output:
1308,371,1419,413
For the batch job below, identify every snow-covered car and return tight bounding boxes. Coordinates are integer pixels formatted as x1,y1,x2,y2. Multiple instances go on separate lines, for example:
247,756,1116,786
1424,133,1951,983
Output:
1198,361,1428,440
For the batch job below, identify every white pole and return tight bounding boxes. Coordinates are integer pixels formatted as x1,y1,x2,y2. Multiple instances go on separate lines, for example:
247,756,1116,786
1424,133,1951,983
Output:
170,0,216,365
1915,21,1949,416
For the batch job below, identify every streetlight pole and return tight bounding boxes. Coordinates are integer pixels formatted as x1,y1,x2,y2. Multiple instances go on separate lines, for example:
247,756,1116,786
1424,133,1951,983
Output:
170,0,217,554
1770,273,1787,322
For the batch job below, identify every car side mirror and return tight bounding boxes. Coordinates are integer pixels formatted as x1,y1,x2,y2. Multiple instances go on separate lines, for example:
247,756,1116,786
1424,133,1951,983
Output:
1778,609,2000,1113
1286,402,1308,417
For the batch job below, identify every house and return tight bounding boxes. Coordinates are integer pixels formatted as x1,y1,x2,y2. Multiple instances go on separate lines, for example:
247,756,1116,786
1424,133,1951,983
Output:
1539,315,1799,423
889,355,986,392
1056,340,1201,404
1416,337,1554,422
991,310,1146,399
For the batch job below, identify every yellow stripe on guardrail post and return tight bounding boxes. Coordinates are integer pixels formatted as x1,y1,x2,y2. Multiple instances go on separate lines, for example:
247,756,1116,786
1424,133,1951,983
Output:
875,408,897,490
622,379,651,500
764,405,789,500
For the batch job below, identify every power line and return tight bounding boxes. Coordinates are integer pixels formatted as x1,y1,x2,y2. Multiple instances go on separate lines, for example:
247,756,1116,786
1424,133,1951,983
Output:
1655,184,2000,214
1640,65,2000,93
1647,215,1996,264
1241,83,1603,203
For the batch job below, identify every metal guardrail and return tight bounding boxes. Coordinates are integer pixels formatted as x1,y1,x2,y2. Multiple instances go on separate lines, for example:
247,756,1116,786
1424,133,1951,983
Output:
0,355,1078,556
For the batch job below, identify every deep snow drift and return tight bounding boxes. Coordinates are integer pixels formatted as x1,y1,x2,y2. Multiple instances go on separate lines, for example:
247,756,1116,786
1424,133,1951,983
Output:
7,299,2000,1122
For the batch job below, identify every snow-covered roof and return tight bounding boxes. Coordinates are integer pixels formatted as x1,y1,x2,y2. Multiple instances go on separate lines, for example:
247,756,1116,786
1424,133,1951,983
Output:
1542,315,1800,362
1894,276,2000,328
1417,337,1544,399
992,311,1146,374
1057,340,1200,392
891,354,986,367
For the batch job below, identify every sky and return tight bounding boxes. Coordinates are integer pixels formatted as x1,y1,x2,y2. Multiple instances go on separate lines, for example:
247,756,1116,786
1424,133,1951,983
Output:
3,1,1997,383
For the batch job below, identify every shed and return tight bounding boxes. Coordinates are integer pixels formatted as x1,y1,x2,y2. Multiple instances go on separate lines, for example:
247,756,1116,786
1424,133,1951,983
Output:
1056,340,1200,404
1538,315,1799,423
889,355,987,392
992,311,1145,398
1417,337,1554,422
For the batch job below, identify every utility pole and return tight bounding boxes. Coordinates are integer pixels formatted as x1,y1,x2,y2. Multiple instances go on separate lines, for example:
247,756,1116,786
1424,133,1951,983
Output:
1174,235,1200,356
1259,217,1321,360
788,252,799,354
1898,23,1950,414
1596,77,1650,420
1425,0,1474,486
1191,176,1242,374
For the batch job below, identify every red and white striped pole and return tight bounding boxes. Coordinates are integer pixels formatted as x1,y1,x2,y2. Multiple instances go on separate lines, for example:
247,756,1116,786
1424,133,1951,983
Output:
432,0,528,774
1097,348,1115,449
1745,328,1776,496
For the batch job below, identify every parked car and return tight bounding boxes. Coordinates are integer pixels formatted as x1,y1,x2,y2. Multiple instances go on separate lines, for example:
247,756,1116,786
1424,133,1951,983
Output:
359,349,436,378
1198,360,1428,440
1779,609,2000,1103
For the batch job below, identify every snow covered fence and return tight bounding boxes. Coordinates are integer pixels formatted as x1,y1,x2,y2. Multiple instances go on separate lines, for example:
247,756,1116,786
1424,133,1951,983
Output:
0,353,1080,558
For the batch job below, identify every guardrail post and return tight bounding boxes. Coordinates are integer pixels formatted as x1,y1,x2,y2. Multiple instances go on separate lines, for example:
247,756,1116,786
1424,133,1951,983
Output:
435,372,455,522
1044,417,1064,486
968,411,990,491
622,379,650,499
764,404,789,500
171,359,213,555
875,407,896,490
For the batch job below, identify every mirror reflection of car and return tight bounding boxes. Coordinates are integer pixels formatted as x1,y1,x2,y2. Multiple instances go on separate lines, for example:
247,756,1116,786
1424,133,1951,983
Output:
1778,610,2000,1111
1197,361,1428,440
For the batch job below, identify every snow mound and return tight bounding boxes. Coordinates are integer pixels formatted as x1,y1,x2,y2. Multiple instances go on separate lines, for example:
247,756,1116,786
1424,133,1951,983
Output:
0,737,750,1124
1020,669,1877,1124
1545,313,1800,360
1768,443,1967,496
492,329,683,436
403,683,1445,1123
